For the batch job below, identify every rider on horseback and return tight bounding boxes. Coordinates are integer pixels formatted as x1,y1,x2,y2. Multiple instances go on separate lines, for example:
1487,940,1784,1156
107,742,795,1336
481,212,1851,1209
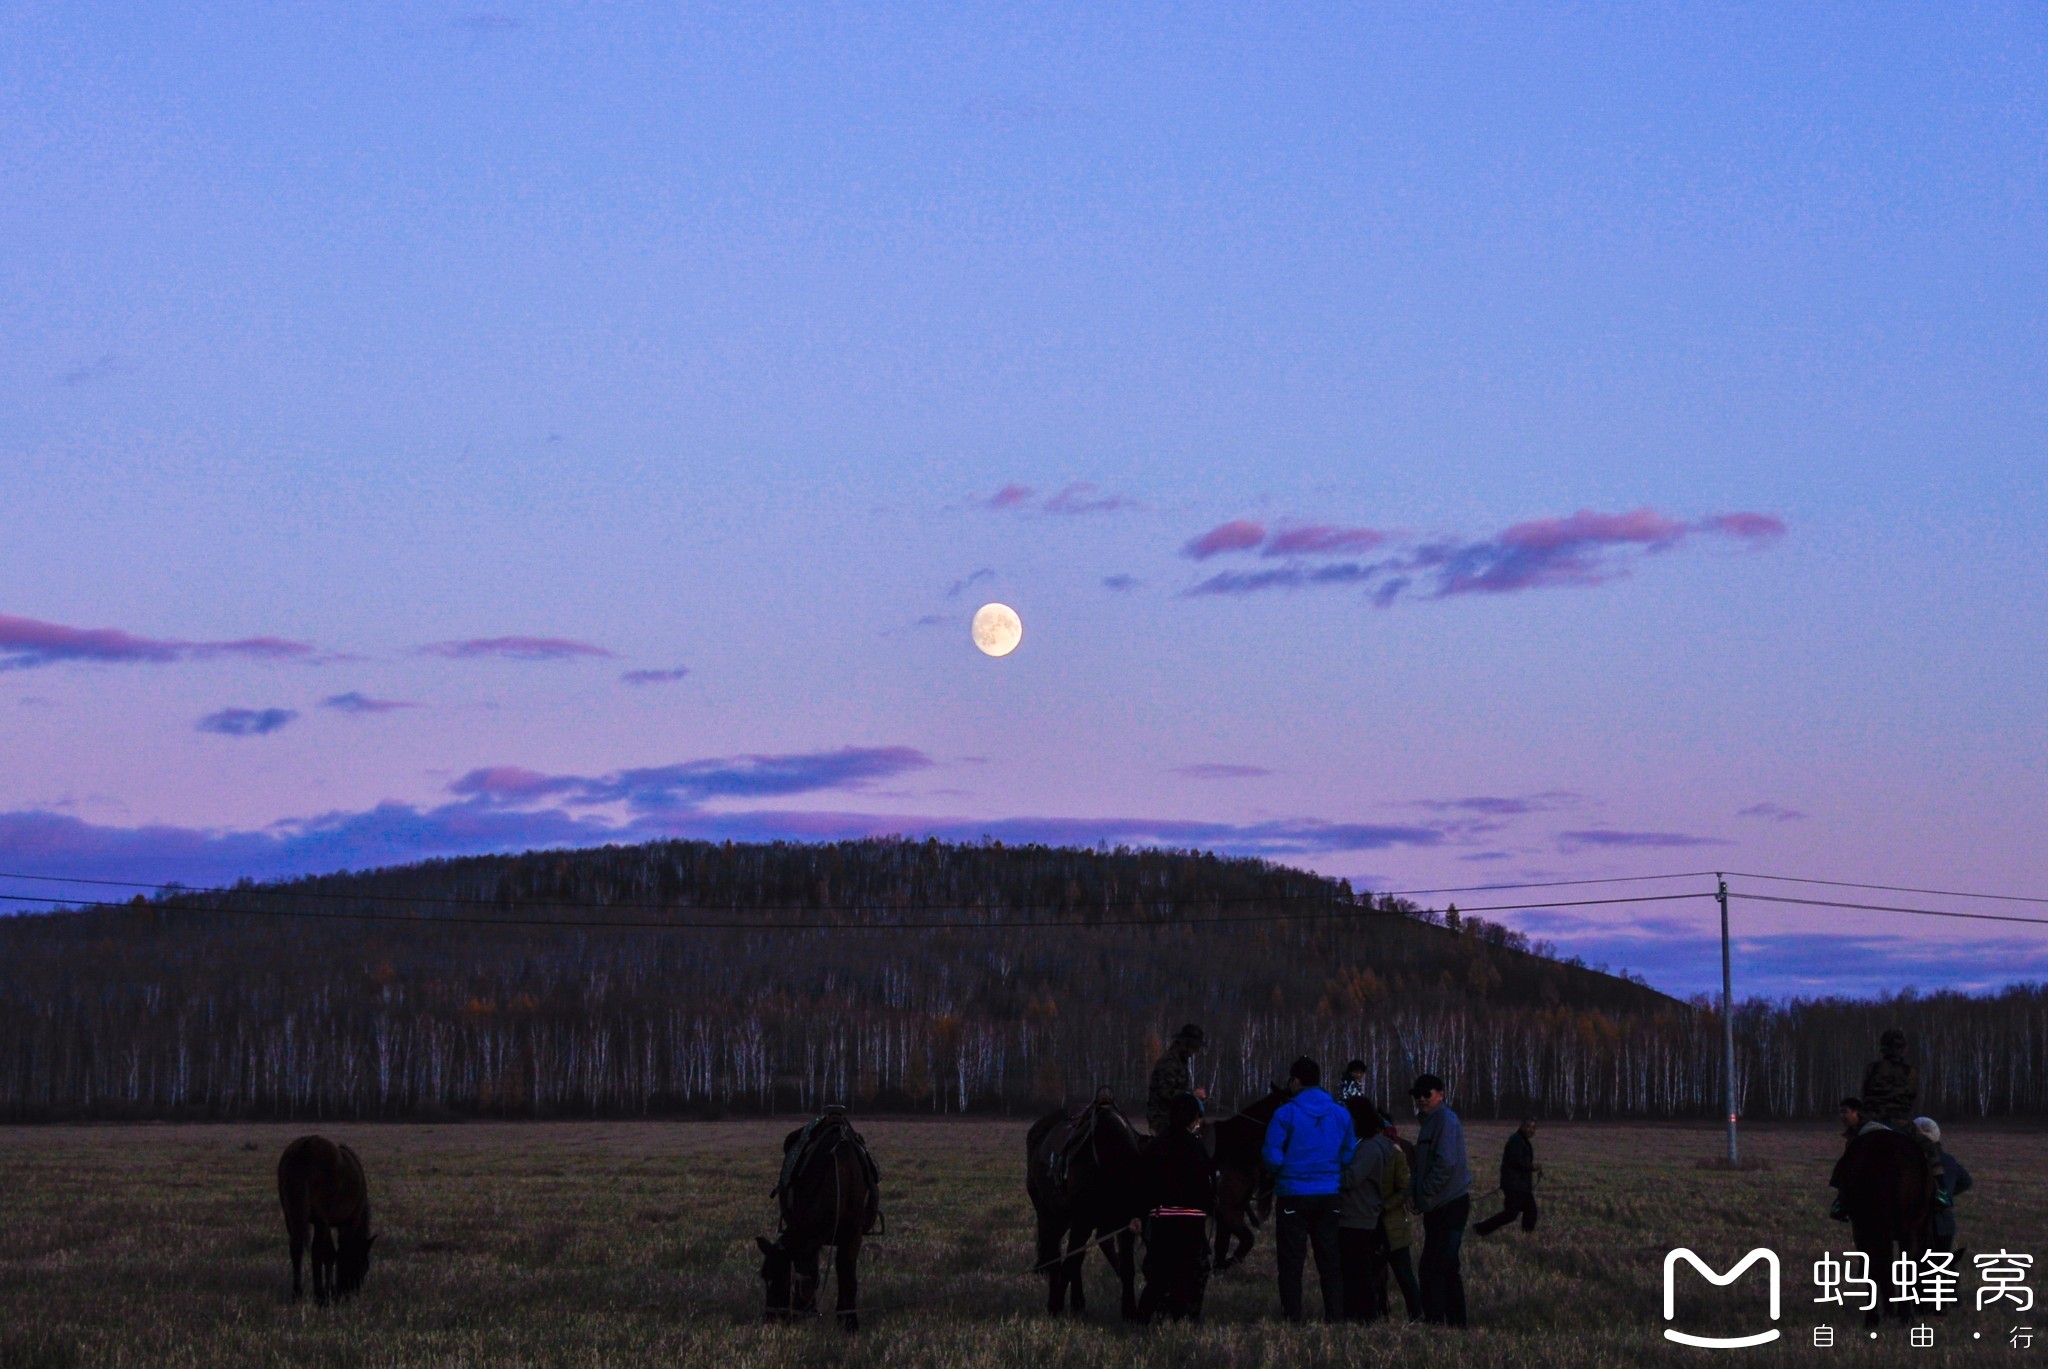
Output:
1859,1029,1949,1208
1148,1025,1208,1137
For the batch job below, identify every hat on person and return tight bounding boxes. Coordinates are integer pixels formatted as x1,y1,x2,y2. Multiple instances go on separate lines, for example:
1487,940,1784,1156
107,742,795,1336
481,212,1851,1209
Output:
1174,1023,1207,1047
1913,1116,1941,1145
1881,1027,1907,1052
1168,1093,1204,1130
1408,1072,1446,1099
1344,1058,1367,1075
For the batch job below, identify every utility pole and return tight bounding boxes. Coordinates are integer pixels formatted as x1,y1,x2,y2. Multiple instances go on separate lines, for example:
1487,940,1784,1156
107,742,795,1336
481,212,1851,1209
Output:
1719,873,1737,1165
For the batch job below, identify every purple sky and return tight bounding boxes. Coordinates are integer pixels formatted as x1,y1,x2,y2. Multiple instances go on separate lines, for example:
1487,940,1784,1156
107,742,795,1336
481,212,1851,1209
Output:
3,4,2044,998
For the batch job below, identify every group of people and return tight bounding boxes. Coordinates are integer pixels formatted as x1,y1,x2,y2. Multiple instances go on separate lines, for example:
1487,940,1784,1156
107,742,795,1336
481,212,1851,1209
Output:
1830,1028,1974,1245
1128,1026,1543,1326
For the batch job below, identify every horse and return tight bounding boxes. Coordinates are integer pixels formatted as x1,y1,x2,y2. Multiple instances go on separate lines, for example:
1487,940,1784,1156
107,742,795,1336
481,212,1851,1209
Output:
1208,1084,1287,1270
1833,1125,1937,1327
277,1135,376,1302
757,1110,878,1331
1025,1098,1144,1318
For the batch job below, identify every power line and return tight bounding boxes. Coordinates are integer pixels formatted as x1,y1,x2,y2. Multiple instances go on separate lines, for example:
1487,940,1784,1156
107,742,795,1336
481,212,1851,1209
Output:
0,888,1710,933
1727,870,2048,908
1733,891,2048,929
1381,872,1720,897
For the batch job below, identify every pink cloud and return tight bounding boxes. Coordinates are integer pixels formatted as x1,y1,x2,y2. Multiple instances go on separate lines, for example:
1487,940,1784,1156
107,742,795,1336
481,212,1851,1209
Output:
420,636,616,661
1497,508,1690,553
986,484,1035,509
0,613,315,671
447,766,580,802
1263,524,1389,558
1183,519,1267,559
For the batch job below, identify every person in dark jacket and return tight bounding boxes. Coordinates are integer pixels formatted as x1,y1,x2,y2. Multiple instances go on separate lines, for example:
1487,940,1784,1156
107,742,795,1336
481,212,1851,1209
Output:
1337,1059,1370,1104
1861,1029,1948,1203
1408,1072,1471,1327
1147,1024,1208,1137
1130,1093,1216,1322
1338,1100,1394,1321
1263,1056,1357,1322
1914,1117,1973,1255
1474,1119,1541,1236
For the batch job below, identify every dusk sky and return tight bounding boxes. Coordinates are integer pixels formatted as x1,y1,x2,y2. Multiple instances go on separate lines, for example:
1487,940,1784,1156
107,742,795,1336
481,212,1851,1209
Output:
3,4,2043,999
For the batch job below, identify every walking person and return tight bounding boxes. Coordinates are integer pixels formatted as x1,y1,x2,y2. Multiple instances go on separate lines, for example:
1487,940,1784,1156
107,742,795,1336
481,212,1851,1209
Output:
1408,1072,1471,1327
1338,1100,1394,1321
1148,1024,1208,1137
1474,1119,1542,1236
1914,1117,1973,1256
1129,1093,1217,1322
1262,1056,1356,1322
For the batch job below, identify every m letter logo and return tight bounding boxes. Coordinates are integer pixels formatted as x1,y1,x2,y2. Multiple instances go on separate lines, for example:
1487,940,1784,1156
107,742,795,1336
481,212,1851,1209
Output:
1663,1247,1782,1349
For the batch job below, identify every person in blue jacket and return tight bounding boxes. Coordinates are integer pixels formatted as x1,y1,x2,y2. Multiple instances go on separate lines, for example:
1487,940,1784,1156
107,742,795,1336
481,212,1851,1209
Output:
1262,1055,1357,1322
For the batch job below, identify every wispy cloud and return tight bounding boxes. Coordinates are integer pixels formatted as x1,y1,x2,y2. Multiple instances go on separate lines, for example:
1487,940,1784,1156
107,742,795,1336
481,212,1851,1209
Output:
620,667,691,686
322,692,416,715
1738,803,1806,823
947,568,997,599
1180,508,1786,603
1556,828,1731,851
1042,482,1134,515
197,707,298,737
0,613,314,672
58,353,125,387
1410,793,1581,817
1173,763,1272,780
419,636,616,661
448,746,935,814
983,482,1135,516
1101,575,1141,593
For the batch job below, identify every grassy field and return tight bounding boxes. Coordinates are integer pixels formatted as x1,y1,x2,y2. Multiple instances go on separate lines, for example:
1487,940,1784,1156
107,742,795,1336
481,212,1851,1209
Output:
1,1117,2042,1367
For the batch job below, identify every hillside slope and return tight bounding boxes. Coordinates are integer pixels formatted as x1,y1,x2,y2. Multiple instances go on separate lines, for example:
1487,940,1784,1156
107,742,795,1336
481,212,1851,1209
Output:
5,837,1711,1121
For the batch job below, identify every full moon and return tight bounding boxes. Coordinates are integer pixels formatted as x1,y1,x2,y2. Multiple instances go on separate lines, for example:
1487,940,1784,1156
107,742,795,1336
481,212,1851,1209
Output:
971,602,1023,657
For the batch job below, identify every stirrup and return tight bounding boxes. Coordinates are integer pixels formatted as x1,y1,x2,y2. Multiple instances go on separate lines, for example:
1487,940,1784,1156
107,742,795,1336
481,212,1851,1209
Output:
1934,1188,1952,1209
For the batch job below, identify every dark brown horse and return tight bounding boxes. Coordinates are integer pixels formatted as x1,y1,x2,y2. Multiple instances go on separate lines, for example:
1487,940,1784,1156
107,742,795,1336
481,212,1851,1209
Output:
277,1135,376,1302
1026,1100,1143,1318
758,1111,877,1331
1834,1126,1937,1327
1209,1084,1286,1270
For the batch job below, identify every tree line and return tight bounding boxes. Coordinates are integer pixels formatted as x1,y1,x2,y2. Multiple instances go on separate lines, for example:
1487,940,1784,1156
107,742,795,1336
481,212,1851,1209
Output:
2,838,2042,1122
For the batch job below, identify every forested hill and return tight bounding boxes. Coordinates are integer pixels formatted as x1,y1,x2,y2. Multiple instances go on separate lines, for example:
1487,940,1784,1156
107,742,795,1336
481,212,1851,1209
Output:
5,838,2043,1122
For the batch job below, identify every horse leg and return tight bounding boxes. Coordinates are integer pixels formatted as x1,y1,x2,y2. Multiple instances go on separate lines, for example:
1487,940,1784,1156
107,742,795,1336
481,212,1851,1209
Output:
286,1215,307,1299
1065,1225,1090,1313
836,1234,861,1333
1115,1227,1139,1322
311,1221,335,1305
1037,1212,1067,1315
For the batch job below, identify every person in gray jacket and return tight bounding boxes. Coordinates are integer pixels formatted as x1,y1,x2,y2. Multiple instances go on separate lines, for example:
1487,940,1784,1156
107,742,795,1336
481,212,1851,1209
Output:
1338,1100,1395,1321
1407,1073,1471,1326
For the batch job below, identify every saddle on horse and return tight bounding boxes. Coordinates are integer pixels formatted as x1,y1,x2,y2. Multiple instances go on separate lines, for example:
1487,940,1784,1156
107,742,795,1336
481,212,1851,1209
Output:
1041,1102,1134,1189
774,1106,883,1233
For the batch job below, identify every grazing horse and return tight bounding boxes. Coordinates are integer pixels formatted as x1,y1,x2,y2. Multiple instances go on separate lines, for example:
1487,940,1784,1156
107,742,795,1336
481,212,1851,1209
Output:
757,1110,877,1331
1834,1126,1937,1327
1209,1085,1287,1270
1025,1099,1144,1318
277,1135,376,1302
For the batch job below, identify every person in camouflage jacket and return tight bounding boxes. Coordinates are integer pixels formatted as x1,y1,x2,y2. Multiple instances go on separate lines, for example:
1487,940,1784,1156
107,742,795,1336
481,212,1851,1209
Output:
1860,1028,1948,1204
1148,1024,1207,1136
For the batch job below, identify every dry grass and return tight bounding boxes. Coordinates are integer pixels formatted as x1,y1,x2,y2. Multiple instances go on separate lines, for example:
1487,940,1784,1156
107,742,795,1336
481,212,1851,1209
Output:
1,1118,2042,1367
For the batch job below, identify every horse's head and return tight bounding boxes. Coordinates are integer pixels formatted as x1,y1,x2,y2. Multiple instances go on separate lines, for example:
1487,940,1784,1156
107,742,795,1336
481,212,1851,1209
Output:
755,1235,819,1320
336,1229,377,1295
